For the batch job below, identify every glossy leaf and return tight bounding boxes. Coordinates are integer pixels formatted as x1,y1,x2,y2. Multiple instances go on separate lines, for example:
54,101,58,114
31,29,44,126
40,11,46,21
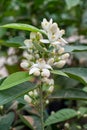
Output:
51,70,68,77
50,89,87,100
1,23,46,35
62,68,87,85
0,36,25,47
65,0,80,9
0,71,31,90
0,112,15,130
45,109,77,126
64,45,87,52
0,81,36,105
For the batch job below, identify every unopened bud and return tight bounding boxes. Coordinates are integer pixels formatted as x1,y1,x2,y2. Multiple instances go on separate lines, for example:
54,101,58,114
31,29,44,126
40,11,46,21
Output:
46,100,49,104
47,58,54,66
41,69,50,77
24,95,32,103
64,123,70,128
48,85,54,93
20,61,29,68
0,105,3,110
61,53,70,59
58,47,64,54
33,90,38,96
28,91,33,96
34,70,40,76
54,60,66,68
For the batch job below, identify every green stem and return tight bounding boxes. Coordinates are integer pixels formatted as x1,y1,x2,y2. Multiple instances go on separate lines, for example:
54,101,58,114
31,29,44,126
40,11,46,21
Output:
39,84,44,130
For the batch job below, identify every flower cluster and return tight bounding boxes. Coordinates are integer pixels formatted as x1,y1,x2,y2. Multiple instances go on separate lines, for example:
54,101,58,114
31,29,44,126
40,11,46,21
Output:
21,18,70,105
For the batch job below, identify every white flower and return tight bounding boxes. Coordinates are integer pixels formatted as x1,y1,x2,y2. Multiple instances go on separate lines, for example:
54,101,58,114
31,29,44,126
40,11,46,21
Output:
54,60,66,68
41,69,50,77
29,59,52,76
41,18,53,32
32,59,52,70
20,60,29,69
24,94,32,103
40,18,67,45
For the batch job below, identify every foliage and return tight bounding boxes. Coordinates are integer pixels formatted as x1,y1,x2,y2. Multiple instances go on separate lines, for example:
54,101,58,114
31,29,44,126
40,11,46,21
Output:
0,0,87,130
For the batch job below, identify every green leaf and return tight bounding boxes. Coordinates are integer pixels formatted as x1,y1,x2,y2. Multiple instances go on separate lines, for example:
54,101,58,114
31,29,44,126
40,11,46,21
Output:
65,0,80,9
0,81,36,105
0,112,15,130
62,68,87,85
0,71,32,90
51,70,68,77
0,36,25,47
1,23,46,35
45,109,77,126
50,88,87,100
65,45,87,52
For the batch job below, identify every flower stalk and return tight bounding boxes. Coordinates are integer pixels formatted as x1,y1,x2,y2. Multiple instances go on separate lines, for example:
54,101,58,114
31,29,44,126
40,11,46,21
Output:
39,83,44,130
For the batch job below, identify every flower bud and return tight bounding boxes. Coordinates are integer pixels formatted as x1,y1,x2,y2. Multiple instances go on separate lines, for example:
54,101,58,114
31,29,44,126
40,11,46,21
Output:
41,69,50,77
28,91,33,96
54,60,66,68
58,47,64,54
34,70,40,76
20,61,29,69
42,77,50,84
35,54,40,59
46,100,49,104
29,67,40,76
33,90,38,96
23,52,33,60
49,79,54,85
0,105,3,110
61,53,70,59
24,94,32,103
64,123,70,128
48,85,54,93
47,58,54,66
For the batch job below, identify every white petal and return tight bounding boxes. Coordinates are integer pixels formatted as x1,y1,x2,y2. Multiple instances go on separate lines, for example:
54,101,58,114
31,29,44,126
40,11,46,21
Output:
44,64,52,69
40,39,50,43
29,67,40,75
60,38,68,44
24,39,33,48
32,63,38,68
